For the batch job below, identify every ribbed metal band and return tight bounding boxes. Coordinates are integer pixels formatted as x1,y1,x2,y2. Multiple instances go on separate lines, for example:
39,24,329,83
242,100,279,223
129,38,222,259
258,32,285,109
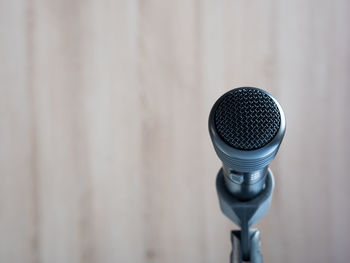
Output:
213,143,278,172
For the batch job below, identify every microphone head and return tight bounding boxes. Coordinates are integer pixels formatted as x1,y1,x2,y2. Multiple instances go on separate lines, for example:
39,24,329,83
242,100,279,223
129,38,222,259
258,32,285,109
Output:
209,87,286,173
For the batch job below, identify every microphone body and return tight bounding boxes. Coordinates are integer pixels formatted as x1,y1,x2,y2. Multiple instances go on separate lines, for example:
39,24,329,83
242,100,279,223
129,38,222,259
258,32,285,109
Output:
209,87,285,200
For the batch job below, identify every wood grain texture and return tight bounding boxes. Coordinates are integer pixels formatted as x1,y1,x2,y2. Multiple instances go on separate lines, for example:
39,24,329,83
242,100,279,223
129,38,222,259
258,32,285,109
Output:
1,0,350,262
0,0,37,262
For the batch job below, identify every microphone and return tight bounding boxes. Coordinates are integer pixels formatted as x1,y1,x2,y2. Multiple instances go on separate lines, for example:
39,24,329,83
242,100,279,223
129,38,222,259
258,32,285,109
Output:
209,87,286,200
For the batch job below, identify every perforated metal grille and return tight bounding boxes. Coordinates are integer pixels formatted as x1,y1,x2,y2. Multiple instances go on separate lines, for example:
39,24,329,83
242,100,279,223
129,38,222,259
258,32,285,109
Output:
214,88,281,150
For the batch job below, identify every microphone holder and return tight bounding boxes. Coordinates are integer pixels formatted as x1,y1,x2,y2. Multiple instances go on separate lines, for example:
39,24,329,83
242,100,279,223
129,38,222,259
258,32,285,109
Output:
216,168,275,262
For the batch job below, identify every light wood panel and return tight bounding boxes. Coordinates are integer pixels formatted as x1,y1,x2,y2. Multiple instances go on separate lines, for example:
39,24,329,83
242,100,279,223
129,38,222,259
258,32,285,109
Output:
1,0,350,262
0,0,37,262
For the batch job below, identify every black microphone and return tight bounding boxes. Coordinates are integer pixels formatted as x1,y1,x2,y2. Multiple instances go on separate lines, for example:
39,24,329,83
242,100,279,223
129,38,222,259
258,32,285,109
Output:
209,87,286,200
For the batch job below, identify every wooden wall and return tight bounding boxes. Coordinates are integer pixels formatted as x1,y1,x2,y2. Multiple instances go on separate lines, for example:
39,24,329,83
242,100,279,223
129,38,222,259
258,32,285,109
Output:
1,0,350,262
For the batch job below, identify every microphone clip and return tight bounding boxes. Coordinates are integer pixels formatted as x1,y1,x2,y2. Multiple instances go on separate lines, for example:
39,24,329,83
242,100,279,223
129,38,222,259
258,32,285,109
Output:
216,168,275,262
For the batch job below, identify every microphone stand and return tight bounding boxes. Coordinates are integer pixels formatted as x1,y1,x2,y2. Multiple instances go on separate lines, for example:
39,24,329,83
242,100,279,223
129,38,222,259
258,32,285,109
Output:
230,229,262,263
216,169,275,263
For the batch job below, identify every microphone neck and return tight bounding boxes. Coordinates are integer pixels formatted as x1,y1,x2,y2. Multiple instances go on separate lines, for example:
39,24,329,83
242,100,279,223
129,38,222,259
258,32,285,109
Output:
222,165,268,201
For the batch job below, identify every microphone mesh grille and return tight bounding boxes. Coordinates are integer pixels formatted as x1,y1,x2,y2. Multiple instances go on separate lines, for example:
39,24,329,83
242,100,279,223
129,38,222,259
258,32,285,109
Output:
214,88,281,150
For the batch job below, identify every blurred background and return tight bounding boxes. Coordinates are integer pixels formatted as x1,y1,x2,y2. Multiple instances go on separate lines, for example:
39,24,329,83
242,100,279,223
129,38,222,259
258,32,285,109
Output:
1,0,350,263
